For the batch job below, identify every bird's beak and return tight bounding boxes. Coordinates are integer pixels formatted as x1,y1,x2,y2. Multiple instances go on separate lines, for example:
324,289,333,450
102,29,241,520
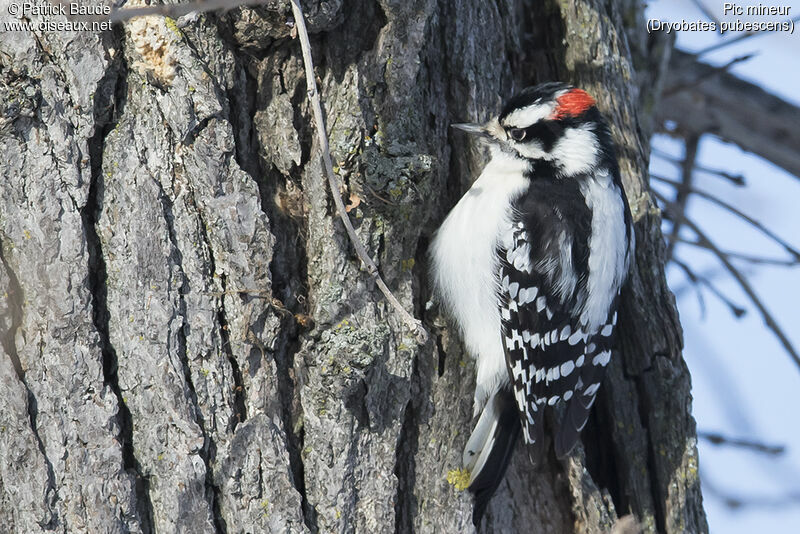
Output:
451,119,502,140
451,122,486,135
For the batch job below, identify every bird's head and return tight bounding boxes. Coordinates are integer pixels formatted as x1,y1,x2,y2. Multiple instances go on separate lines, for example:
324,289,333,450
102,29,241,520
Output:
454,83,611,176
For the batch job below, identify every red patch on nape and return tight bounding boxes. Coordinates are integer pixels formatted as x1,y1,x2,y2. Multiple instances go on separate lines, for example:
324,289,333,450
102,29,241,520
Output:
553,89,596,120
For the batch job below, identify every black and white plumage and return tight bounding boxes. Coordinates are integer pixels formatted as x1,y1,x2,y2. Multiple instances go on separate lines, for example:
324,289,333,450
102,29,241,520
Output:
430,82,634,524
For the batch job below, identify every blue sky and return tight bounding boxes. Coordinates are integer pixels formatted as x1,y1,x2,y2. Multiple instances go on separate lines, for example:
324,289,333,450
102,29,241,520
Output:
646,1,800,532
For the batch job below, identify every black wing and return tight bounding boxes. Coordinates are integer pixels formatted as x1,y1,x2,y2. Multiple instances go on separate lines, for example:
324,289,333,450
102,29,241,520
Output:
499,220,619,459
554,300,619,457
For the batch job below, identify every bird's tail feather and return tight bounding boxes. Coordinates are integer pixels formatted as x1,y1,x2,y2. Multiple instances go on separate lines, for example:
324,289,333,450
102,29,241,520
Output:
462,388,520,526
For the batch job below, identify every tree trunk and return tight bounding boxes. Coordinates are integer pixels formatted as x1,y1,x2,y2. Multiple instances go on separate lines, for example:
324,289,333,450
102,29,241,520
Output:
0,1,706,533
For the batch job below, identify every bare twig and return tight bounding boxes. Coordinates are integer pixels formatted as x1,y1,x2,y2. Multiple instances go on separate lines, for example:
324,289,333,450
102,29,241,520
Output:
690,0,720,25
701,469,800,510
652,174,800,260
699,431,785,456
670,237,799,267
654,190,800,373
662,53,755,98
650,149,745,186
665,135,699,261
671,256,746,318
289,0,428,343
670,258,708,318
697,15,800,56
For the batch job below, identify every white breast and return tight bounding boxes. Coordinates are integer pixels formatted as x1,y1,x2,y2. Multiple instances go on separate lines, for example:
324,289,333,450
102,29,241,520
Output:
430,149,530,410
579,168,629,330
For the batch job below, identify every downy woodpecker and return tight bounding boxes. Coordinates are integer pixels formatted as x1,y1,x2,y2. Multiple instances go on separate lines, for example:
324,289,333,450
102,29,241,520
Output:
430,82,634,523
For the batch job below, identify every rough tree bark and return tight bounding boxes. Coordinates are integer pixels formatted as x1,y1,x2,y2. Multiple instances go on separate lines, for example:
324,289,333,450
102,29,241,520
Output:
0,0,706,533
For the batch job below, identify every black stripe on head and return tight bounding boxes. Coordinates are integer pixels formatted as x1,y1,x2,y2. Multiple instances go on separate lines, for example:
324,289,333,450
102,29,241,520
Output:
519,120,565,152
499,82,571,122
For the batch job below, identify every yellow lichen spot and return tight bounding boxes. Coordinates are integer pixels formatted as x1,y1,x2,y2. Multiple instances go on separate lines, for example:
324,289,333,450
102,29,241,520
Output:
446,468,471,491
260,499,269,516
23,230,31,240
401,258,415,272
335,509,341,519
157,453,164,461
200,368,210,377
459,360,467,368
164,17,182,37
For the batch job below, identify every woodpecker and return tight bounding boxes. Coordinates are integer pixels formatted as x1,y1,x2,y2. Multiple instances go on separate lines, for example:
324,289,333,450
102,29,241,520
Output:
430,82,634,523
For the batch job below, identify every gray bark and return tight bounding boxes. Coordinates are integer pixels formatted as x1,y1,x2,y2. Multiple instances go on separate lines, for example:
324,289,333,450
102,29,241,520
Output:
0,1,706,533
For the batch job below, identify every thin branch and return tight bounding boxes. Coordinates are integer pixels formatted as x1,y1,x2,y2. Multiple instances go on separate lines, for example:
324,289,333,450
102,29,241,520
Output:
671,237,798,267
662,53,755,98
652,174,800,261
665,135,699,261
699,431,785,456
690,0,719,25
700,469,800,510
671,256,746,318
650,149,745,186
670,258,707,318
289,0,428,343
654,190,800,373
697,15,800,56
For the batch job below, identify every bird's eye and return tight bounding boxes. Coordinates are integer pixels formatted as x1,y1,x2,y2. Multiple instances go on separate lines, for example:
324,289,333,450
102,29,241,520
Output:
508,128,526,142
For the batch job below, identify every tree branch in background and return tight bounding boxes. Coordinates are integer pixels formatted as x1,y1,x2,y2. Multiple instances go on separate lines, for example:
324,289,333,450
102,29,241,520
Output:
701,470,800,510
671,238,799,267
652,174,800,261
651,148,746,186
690,0,720,25
665,134,699,261
699,431,785,456
289,0,428,343
659,50,800,179
671,257,745,318
653,190,800,374
670,258,708,318
661,53,755,98
696,15,800,56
